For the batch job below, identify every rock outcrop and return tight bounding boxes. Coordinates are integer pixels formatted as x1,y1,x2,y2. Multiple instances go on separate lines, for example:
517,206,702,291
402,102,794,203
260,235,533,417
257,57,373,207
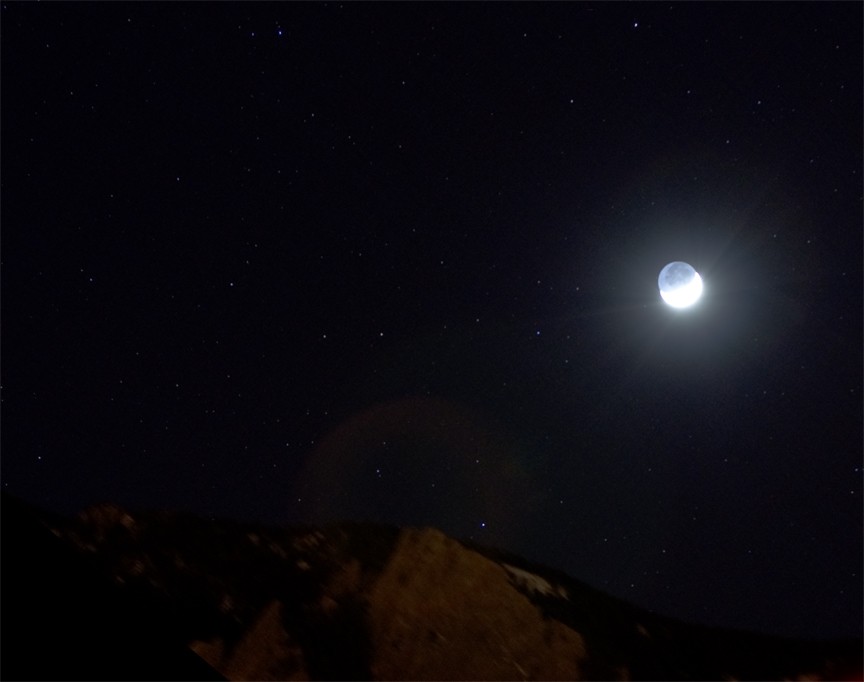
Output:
365,528,588,680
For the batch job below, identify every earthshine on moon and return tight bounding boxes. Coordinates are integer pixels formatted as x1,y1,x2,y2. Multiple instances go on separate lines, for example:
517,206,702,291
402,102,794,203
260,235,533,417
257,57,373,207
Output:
658,261,703,308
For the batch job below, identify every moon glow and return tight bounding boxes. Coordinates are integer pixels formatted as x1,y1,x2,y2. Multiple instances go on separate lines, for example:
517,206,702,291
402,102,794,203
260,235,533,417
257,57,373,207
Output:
658,262,703,308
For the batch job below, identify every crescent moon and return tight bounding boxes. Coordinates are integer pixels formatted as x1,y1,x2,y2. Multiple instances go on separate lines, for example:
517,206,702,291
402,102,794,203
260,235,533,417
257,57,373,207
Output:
658,262,703,308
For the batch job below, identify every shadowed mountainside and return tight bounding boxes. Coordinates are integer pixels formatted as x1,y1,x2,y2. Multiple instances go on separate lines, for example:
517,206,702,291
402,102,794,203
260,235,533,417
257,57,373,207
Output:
1,492,861,681
0,492,225,681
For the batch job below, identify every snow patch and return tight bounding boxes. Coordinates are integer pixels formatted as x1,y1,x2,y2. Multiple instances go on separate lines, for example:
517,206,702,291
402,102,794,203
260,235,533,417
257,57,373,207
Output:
502,564,569,600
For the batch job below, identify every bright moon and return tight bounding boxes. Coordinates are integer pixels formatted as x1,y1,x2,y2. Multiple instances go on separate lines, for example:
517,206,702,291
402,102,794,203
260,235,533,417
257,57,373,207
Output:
658,261,703,308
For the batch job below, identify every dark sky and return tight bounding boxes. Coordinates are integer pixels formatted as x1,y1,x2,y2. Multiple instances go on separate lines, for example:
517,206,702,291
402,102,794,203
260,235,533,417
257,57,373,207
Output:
2,2,861,640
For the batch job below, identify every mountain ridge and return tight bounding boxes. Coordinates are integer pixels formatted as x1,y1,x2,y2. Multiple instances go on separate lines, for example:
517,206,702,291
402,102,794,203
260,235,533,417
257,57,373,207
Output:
2,493,861,681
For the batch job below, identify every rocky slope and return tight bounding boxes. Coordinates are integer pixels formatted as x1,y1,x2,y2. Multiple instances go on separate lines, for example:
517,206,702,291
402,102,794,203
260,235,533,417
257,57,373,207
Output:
2,493,861,681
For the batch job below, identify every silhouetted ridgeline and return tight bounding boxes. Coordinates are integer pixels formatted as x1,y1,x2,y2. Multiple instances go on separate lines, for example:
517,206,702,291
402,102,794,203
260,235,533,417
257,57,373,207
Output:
1,492,861,681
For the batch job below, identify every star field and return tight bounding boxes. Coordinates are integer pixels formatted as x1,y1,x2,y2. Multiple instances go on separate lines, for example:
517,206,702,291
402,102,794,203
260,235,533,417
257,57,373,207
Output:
2,2,861,640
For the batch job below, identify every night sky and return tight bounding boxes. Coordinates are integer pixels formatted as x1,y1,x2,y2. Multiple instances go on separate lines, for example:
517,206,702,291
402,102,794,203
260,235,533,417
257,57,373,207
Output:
2,2,861,641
